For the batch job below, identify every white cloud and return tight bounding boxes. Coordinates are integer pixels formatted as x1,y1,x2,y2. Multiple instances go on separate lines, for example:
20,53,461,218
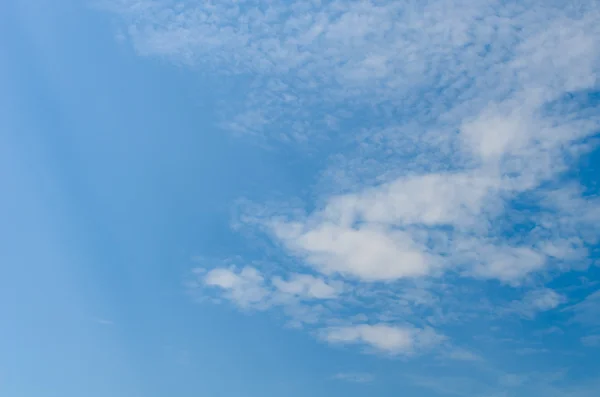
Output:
271,221,434,281
203,266,342,304
525,289,567,312
204,267,269,309
262,80,599,284
318,173,499,227
454,241,548,284
320,324,444,355
268,183,572,284
199,265,341,326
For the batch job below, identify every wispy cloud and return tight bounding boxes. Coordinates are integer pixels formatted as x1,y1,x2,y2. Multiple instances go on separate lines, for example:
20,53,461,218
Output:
103,0,600,144
104,0,600,377
320,324,444,356
504,288,567,319
442,348,484,363
581,334,600,347
272,273,343,300
567,289,600,326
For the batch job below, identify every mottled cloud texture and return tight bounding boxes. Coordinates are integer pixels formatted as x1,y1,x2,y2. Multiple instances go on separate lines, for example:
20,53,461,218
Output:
103,0,600,393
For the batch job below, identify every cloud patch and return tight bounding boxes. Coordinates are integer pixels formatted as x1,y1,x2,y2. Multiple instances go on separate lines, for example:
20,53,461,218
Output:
272,273,342,300
506,288,567,319
321,324,444,356
204,267,270,309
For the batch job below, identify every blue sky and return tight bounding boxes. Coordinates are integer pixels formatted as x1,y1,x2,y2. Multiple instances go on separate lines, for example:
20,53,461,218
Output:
2,0,600,396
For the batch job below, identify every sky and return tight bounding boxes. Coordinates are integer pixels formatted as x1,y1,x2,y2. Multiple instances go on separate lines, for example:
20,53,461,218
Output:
1,0,600,396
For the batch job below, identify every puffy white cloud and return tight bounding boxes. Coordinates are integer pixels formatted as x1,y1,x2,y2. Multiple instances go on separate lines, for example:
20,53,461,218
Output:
269,189,562,284
200,266,342,327
272,221,434,281
319,173,499,227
